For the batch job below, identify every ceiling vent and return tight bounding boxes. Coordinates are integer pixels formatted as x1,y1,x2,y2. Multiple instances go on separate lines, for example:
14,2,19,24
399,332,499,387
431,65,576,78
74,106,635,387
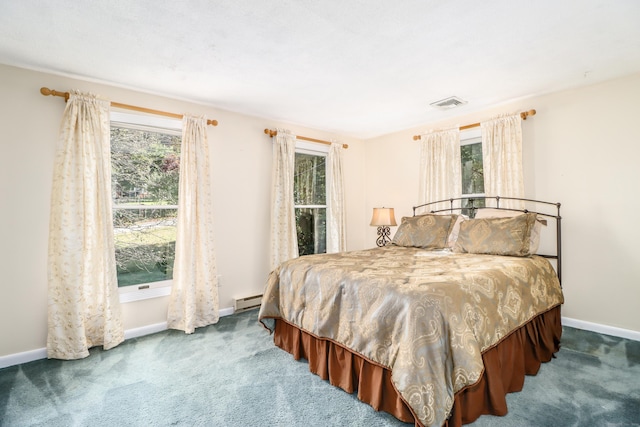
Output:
430,96,467,110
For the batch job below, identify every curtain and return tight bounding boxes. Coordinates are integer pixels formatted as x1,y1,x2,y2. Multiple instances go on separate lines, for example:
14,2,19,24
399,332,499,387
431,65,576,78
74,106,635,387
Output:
270,128,298,270
481,114,525,209
327,142,346,253
418,128,461,212
47,91,124,360
167,115,219,334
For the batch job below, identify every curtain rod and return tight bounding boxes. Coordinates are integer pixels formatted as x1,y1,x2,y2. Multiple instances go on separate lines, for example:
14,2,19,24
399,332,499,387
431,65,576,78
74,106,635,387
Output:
40,87,219,127
412,109,536,141
264,129,348,149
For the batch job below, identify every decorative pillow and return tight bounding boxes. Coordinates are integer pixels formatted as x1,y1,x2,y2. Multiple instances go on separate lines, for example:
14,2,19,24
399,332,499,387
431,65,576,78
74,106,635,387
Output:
474,208,545,254
391,214,457,249
433,212,467,247
453,212,538,256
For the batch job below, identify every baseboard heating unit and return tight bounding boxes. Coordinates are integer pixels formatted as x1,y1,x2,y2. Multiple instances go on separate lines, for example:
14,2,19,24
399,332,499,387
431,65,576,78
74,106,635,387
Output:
234,294,263,312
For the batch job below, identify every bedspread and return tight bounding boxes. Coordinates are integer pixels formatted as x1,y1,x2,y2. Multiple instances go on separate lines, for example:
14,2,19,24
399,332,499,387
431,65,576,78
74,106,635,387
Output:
258,246,564,427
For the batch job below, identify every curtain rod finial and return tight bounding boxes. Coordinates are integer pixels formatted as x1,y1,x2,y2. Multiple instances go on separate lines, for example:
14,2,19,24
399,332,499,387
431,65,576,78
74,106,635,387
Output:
264,128,276,137
413,135,421,141
521,109,536,120
40,87,69,101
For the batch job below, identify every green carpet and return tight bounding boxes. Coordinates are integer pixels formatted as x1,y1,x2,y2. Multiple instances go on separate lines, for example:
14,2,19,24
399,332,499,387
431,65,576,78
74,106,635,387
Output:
1,309,639,426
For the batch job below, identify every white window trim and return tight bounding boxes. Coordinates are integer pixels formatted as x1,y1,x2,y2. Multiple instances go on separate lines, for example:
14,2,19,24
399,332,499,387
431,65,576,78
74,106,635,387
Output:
110,111,182,134
111,111,182,303
118,280,173,303
295,139,329,155
460,127,481,146
294,204,327,209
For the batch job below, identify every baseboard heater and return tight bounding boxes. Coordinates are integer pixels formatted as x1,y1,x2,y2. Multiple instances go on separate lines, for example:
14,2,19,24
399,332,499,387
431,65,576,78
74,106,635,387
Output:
234,294,263,312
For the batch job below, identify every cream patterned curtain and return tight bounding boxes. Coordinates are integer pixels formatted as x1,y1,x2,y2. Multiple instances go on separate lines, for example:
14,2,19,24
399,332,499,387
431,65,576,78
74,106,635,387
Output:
270,129,298,270
167,115,219,334
418,128,461,212
47,91,124,360
326,142,346,253
481,114,525,209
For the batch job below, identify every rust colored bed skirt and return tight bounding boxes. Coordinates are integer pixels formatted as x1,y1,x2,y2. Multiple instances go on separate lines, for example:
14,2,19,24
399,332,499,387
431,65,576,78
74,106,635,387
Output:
272,305,562,427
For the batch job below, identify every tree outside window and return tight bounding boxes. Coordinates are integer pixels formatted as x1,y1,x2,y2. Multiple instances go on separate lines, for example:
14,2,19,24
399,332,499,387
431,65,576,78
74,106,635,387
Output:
461,139,485,216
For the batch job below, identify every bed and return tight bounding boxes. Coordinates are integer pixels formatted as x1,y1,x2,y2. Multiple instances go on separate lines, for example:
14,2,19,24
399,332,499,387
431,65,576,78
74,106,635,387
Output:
259,196,564,427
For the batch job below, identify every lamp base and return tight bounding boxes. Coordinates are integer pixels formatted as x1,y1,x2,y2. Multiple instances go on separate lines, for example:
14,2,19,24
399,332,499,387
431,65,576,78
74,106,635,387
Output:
375,226,392,247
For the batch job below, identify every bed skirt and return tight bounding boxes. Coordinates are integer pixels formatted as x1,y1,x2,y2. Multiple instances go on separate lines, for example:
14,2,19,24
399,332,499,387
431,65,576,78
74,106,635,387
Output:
271,305,562,427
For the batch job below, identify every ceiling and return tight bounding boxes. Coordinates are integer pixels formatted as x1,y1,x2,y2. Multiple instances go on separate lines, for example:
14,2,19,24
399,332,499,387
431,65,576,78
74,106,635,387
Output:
1,1,640,139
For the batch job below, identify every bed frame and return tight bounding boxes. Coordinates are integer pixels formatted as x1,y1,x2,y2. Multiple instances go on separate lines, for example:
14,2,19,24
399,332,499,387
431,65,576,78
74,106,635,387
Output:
413,196,562,285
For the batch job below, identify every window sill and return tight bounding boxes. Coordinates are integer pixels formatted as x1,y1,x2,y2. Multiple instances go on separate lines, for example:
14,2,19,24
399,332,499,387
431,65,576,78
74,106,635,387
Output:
119,280,172,303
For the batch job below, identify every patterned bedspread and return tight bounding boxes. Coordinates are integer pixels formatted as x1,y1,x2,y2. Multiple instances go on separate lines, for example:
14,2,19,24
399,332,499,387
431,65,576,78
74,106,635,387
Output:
258,246,564,427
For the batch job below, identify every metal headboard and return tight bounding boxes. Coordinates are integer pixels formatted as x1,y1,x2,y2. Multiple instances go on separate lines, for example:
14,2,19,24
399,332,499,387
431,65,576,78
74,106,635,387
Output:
413,196,562,285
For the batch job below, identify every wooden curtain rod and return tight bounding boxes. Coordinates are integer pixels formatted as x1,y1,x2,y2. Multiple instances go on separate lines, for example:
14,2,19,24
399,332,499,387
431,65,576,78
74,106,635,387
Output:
264,129,348,149
412,109,536,141
40,87,219,127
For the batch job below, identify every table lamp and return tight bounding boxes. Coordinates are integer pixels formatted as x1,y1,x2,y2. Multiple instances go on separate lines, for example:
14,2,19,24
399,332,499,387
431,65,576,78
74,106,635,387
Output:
370,207,397,247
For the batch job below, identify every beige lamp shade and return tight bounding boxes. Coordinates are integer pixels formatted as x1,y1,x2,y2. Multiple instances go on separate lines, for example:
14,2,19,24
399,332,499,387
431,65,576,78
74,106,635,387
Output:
370,208,397,227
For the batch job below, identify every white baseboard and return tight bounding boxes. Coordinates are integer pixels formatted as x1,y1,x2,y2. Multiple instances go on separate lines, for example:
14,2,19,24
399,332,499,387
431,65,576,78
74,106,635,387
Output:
562,316,640,342
219,307,235,317
0,348,48,370
123,321,168,340
0,306,236,370
10,311,634,370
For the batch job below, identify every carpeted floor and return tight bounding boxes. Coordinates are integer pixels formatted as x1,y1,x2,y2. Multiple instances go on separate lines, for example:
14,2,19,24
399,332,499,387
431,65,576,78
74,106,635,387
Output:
1,309,639,427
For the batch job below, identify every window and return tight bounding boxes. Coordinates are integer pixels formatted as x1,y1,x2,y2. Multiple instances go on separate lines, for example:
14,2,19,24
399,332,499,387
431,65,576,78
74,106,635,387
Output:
460,129,485,215
110,113,182,292
294,144,327,255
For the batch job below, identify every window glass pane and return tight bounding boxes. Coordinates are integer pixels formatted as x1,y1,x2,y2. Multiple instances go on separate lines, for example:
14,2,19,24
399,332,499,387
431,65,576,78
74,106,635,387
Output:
461,142,484,195
111,127,181,206
111,127,180,287
113,208,177,286
295,207,326,256
461,198,486,218
294,153,326,205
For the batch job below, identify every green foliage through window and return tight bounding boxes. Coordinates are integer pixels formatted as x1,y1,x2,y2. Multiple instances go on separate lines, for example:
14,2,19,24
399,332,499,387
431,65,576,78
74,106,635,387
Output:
461,142,484,195
111,127,181,205
460,141,485,217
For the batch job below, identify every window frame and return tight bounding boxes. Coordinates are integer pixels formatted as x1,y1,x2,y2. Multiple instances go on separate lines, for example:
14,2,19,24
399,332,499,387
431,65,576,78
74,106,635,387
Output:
110,112,183,303
294,141,329,256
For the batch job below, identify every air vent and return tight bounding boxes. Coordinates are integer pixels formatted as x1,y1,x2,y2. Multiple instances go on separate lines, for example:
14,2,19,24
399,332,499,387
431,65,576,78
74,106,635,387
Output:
430,96,467,110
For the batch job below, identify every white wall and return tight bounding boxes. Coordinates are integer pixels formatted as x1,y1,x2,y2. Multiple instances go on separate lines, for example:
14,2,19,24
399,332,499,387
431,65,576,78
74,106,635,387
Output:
364,73,640,334
2,62,638,361
0,64,367,358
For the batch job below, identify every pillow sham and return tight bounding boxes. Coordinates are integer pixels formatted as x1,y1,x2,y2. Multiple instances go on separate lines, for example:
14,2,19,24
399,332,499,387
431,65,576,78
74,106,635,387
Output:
433,212,467,247
391,214,458,249
453,212,538,256
474,208,545,254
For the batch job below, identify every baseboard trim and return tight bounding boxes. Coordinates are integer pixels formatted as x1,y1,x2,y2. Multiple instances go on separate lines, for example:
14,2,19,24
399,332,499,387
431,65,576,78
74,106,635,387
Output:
562,316,640,342
0,306,236,369
123,321,168,340
219,307,235,317
0,348,48,370
3,313,636,369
